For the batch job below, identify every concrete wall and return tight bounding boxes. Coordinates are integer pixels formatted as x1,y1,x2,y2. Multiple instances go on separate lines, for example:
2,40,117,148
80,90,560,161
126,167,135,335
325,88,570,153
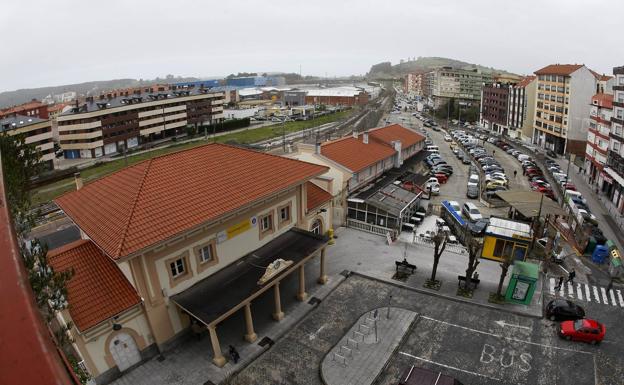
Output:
568,67,598,143
522,79,537,142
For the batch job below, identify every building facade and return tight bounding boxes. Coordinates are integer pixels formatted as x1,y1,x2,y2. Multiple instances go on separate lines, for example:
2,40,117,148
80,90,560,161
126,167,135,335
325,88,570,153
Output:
585,93,613,185
603,66,624,214
532,64,598,155
51,144,333,383
305,87,369,106
427,67,494,108
0,100,49,119
404,72,426,96
480,83,511,135
516,76,537,142
0,115,55,169
56,87,224,159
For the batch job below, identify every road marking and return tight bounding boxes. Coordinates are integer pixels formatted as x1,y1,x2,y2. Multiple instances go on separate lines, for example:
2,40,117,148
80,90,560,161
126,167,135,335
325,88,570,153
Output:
585,284,592,302
567,283,574,297
600,287,609,304
609,290,617,306
399,351,502,381
549,278,555,295
494,320,531,330
577,283,583,301
617,290,624,307
419,316,592,354
592,286,601,303
559,282,565,296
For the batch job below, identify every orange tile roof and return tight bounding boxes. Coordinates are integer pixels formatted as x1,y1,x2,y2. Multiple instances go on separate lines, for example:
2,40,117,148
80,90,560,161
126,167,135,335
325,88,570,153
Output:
592,93,613,109
48,240,140,331
55,144,328,259
598,74,613,82
534,64,584,76
321,124,422,172
306,182,332,211
515,76,536,88
369,124,425,148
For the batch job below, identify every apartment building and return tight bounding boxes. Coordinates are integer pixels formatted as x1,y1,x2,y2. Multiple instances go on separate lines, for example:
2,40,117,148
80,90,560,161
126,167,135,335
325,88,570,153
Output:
56,87,225,159
50,144,333,382
304,87,369,106
404,71,426,96
603,66,624,214
427,67,494,108
532,64,598,155
0,100,49,119
585,93,613,185
0,115,55,170
516,76,537,142
480,83,510,135
289,124,425,228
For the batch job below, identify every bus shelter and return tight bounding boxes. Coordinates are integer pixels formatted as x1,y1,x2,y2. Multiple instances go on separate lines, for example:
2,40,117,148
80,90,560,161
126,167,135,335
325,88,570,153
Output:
481,217,532,262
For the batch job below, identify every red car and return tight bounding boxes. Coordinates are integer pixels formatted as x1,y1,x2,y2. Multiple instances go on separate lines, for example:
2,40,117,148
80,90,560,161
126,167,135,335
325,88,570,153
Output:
559,319,605,344
526,170,543,178
534,186,555,199
562,182,576,191
433,173,449,183
530,181,551,189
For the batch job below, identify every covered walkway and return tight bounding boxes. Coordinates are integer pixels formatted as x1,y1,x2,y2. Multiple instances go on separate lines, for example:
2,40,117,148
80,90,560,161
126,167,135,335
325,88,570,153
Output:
171,228,329,366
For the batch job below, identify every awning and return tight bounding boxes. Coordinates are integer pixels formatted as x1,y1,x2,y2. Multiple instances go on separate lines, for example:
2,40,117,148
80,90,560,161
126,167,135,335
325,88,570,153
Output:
604,167,624,187
495,190,566,218
171,228,328,326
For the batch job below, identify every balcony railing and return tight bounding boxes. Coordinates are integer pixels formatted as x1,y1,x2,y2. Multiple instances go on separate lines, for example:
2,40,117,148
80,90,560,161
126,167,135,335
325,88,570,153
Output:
607,151,624,176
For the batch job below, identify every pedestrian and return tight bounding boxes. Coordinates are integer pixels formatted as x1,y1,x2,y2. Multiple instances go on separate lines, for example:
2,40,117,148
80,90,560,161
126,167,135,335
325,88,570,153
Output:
513,170,517,178
566,270,576,285
228,345,240,364
606,278,613,293
555,276,564,291
493,150,496,155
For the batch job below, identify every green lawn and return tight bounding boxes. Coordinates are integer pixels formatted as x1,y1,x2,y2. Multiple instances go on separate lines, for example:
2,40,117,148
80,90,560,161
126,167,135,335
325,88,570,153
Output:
31,109,353,205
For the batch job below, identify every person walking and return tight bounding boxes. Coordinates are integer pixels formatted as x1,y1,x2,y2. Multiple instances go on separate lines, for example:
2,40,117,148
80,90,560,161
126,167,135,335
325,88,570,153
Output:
566,270,576,285
513,170,517,179
555,276,564,292
606,277,614,293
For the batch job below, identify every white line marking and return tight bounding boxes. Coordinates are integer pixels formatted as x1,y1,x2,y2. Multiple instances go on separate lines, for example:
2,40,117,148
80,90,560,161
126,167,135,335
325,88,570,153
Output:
577,283,583,301
419,316,592,354
617,290,624,307
593,286,601,303
549,278,555,295
609,289,617,306
600,287,609,304
399,351,502,381
585,284,592,302
559,281,565,296
567,283,574,297
494,320,531,330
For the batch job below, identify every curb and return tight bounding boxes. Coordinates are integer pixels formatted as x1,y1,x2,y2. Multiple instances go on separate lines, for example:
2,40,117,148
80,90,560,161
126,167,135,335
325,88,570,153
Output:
349,271,544,319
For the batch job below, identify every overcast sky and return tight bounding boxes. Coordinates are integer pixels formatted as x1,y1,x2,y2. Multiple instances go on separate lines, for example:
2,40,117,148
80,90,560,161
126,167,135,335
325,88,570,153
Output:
2,0,622,92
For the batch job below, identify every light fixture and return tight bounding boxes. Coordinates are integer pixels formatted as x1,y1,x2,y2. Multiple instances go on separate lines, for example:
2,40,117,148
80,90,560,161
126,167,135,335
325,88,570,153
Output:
316,208,327,214
112,323,122,331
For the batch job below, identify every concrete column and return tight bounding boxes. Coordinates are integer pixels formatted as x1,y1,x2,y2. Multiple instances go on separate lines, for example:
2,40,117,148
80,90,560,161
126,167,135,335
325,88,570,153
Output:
243,303,257,343
208,325,226,367
296,264,308,301
318,248,328,284
272,282,284,321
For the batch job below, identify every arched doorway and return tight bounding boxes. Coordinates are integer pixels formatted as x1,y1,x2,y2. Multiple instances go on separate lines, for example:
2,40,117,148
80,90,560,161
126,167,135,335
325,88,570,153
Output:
109,333,141,372
310,219,323,235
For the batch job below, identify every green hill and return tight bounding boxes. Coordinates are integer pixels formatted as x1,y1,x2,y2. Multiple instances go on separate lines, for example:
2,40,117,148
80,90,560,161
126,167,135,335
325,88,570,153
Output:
367,56,515,78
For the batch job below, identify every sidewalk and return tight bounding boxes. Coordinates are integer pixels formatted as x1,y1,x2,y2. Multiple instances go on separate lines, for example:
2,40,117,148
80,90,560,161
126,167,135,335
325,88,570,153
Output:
556,157,624,252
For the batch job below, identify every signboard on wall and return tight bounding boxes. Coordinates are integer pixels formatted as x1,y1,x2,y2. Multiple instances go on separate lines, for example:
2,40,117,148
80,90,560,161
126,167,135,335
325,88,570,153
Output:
216,217,257,244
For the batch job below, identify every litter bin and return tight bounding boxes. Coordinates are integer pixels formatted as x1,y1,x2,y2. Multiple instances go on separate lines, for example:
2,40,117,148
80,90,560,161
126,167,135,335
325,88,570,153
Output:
592,245,609,264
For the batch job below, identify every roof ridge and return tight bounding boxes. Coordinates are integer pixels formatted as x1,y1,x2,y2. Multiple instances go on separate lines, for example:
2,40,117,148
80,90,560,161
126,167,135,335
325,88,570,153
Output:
217,142,332,169
48,239,90,258
115,158,154,258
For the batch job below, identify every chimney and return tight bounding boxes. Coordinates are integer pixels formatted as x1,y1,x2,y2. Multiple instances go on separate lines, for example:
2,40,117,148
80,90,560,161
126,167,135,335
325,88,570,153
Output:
315,142,321,154
352,130,358,139
363,130,369,144
74,172,83,190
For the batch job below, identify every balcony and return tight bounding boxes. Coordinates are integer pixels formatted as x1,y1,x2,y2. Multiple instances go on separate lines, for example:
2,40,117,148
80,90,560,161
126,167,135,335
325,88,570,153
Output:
607,151,624,176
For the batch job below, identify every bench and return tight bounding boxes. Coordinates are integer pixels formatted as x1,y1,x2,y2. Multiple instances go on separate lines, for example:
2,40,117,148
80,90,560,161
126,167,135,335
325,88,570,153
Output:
396,259,417,274
457,275,480,289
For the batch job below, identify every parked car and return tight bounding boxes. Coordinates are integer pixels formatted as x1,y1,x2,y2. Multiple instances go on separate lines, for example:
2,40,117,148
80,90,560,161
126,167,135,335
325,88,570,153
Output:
467,183,479,199
462,202,483,222
425,181,441,195
431,173,449,183
559,319,605,344
448,200,462,213
546,299,585,321
468,218,490,236
444,134,452,142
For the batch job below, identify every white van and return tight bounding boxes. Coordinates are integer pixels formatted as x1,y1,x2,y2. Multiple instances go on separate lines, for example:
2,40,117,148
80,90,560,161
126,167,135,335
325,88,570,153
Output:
565,189,586,204
426,145,439,152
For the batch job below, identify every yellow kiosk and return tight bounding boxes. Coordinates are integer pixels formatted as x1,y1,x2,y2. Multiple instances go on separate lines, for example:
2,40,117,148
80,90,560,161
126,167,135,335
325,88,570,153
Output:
481,217,532,262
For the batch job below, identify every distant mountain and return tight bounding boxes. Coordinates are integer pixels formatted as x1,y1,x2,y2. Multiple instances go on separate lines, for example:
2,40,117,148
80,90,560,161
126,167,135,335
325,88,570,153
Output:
0,75,200,109
367,56,516,78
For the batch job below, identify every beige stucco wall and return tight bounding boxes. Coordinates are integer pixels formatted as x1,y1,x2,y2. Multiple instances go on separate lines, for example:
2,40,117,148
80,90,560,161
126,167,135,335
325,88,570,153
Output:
288,149,346,196
71,305,152,376
117,260,135,289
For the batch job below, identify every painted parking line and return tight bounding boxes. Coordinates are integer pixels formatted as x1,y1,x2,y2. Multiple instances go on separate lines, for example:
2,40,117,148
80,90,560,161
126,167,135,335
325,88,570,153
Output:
593,286,601,303
600,287,609,304
567,282,574,297
549,278,555,295
609,289,617,306
618,290,624,307
585,284,592,302
399,351,502,382
577,283,583,301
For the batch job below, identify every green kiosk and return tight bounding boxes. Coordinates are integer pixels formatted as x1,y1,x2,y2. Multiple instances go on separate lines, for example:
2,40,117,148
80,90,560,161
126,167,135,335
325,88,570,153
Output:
505,261,539,305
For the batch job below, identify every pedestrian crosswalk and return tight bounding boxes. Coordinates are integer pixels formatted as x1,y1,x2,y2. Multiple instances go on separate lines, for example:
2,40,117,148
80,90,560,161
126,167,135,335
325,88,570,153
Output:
548,277,624,308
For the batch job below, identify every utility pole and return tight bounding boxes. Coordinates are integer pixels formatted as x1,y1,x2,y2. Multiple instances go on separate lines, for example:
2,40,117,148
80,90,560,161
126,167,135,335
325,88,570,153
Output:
282,117,286,152
446,100,450,129
560,153,574,207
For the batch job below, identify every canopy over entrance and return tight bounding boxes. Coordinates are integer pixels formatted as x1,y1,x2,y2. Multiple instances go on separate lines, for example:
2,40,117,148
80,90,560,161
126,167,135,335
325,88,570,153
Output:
171,228,328,326
495,190,566,218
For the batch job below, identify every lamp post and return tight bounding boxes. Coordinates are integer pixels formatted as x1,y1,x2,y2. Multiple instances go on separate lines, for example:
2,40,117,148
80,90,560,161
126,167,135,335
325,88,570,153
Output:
282,116,287,152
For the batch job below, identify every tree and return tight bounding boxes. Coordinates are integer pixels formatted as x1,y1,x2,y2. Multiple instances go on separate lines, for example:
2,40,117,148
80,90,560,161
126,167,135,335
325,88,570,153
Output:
495,254,514,300
459,232,483,297
425,232,447,290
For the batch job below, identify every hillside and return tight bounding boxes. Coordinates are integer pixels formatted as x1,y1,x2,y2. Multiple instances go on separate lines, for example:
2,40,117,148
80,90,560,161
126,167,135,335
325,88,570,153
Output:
367,56,515,78
0,76,200,108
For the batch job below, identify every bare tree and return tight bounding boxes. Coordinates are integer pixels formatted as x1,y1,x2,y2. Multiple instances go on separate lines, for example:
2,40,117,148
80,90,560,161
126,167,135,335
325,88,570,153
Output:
429,232,447,283
495,253,514,299
463,237,482,290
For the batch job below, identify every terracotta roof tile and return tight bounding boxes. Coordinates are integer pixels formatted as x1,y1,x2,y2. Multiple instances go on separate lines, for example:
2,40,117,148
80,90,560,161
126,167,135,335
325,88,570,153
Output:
306,182,332,211
369,124,425,148
48,240,140,331
592,93,613,109
515,76,536,88
321,124,423,172
534,64,584,76
55,144,328,259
